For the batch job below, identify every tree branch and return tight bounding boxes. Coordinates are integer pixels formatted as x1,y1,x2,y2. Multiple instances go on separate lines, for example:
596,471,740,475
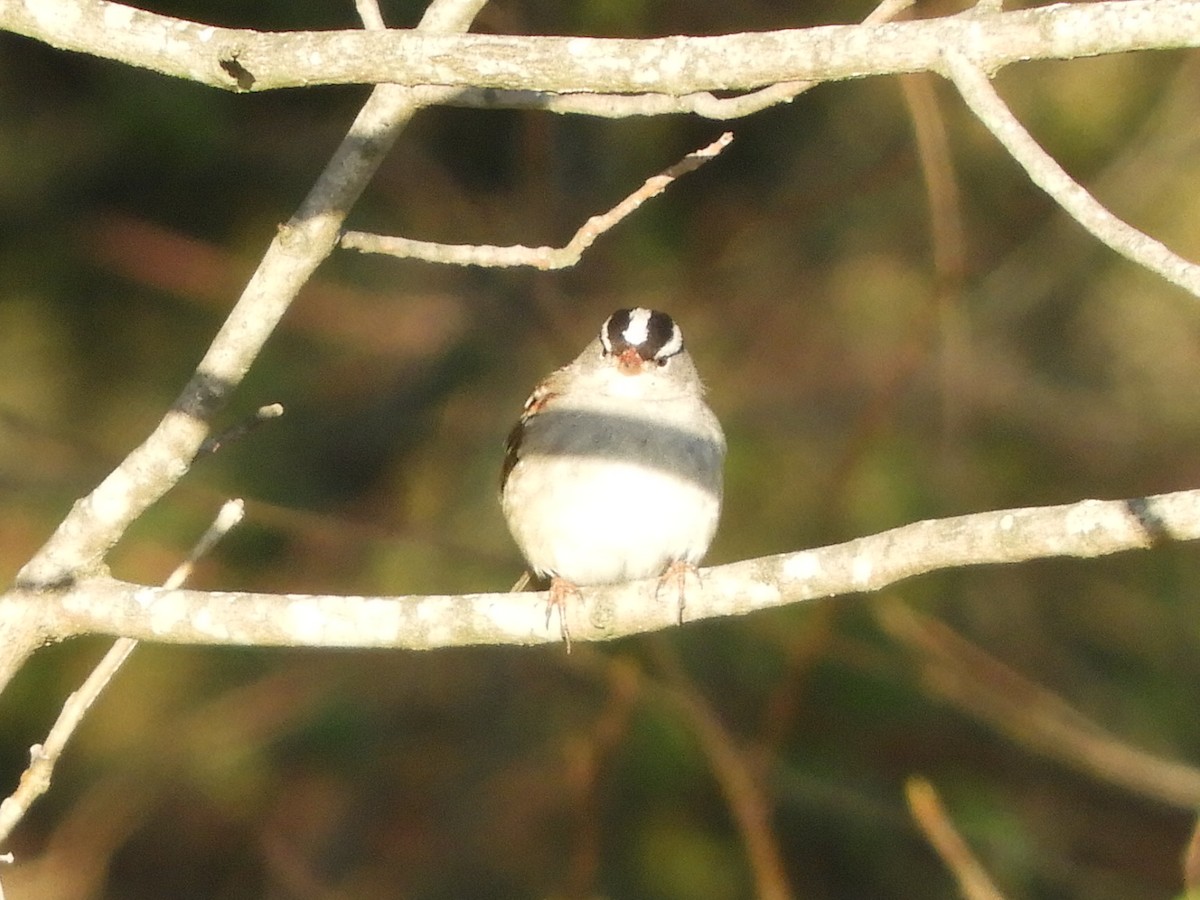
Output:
6,488,1199,654
879,602,1200,810
0,500,244,848
905,777,1009,900
652,642,794,900
340,132,734,268
2,1,1197,95
940,49,1200,299
396,0,916,120
11,0,491,595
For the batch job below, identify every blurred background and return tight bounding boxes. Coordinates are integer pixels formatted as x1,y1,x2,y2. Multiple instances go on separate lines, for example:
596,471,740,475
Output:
3,0,1200,897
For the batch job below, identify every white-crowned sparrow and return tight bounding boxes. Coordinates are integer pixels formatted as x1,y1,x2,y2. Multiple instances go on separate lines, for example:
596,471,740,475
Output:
500,308,725,638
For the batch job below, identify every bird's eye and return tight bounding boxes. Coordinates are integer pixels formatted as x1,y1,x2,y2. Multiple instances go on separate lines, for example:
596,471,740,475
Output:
656,357,668,367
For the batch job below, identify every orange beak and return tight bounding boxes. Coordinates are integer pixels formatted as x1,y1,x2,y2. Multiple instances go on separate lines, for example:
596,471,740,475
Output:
617,347,645,374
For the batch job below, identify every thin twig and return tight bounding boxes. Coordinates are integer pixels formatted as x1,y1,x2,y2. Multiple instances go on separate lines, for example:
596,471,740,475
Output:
1183,815,1200,891
897,71,970,476
354,0,386,31
399,0,914,120
649,641,794,900
340,0,915,263
940,49,1200,299
0,500,245,848
906,776,1008,900
404,83,804,119
341,132,734,268
9,0,492,626
196,403,285,459
555,651,642,897
878,601,1200,810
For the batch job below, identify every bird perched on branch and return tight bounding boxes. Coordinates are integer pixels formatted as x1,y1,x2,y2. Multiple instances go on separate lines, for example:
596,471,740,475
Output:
501,308,726,645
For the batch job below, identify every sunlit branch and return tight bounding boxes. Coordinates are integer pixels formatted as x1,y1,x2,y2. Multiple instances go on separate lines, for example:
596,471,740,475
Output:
11,0,491,598
0,501,245,848
1,1,1197,94
6,488,1199,654
355,0,386,31
405,0,916,120
940,49,1200,299
341,132,734,268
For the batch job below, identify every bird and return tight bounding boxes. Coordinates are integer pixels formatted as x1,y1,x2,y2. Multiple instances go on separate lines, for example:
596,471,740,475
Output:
500,307,725,645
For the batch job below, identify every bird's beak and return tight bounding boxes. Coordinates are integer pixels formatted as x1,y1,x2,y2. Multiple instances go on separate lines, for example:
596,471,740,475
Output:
617,347,645,374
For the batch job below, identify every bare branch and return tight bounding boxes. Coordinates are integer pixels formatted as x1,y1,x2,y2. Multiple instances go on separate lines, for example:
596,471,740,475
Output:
12,0,492,594
0,500,244,848
1184,816,1200,890
341,0,915,121
879,603,1200,810
421,0,912,121
940,49,1200,299
905,777,1009,900
6,488,1199,654
355,0,387,31
400,81,821,121
196,403,285,459
347,0,901,261
652,643,794,900
2,1,1197,94
341,132,734,268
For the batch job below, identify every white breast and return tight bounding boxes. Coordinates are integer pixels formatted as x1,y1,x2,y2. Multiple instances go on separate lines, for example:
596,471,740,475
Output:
502,386,725,586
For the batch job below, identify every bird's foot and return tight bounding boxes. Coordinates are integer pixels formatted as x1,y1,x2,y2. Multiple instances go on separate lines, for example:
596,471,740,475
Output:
547,576,580,652
656,560,701,625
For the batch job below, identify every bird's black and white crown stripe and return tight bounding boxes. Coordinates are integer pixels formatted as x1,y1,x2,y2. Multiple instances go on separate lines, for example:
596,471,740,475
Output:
600,308,684,362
